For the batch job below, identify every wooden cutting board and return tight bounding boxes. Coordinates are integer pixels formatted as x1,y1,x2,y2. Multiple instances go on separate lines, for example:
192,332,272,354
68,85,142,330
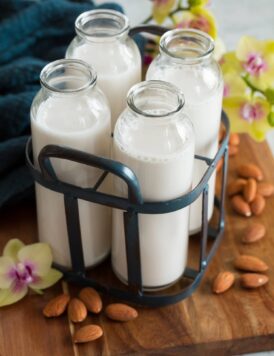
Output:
0,134,274,356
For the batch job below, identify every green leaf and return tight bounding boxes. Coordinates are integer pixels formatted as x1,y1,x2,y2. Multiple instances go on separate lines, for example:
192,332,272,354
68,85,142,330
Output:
267,111,274,126
265,88,274,105
188,0,204,7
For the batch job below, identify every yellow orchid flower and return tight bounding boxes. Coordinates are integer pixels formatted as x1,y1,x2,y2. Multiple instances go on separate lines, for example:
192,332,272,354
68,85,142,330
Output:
0,239,62,307
172,7,217,39
152,0,176,24
220,51,243,75
223,95,271,141
223,72,249,98
236,36,274,90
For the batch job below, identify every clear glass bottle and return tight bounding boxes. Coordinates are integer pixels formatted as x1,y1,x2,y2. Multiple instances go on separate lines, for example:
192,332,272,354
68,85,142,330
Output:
31,59,111,268
112,80,195,290
146,29,223,234
66,9,142,131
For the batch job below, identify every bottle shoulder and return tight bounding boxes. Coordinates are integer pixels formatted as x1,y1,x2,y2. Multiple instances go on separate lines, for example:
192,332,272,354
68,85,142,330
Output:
66,35,141,73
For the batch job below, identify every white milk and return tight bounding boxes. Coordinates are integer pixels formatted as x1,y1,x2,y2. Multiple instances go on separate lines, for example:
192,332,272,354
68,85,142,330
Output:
146,66,223,234
112,107,195,289
66,41,141,130
31,93,111,268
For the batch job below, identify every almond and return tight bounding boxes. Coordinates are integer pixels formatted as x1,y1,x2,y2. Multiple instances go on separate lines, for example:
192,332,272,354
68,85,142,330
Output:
257,182,274,197
219,126,225,142
231,195,252,217
73,324,103,343
242,223,266,244
227,179,247,196
105,303,138,322
250,194,265,215
229,145,238,157
43,294,70,318
216,158,223,173
68,298,87,323
240,273,269,289
234,255,268,272
229,133,240,146
212,271,235,294
243,178,257,203
237,163,263,181
79,287,102,314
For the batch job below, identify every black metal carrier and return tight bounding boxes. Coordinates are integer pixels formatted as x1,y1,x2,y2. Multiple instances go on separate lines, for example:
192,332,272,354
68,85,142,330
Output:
26,25,230,307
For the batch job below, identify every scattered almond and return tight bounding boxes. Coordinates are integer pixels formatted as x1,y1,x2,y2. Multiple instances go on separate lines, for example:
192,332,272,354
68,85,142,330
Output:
227,179,247,196
73,324,103,343
212,271,235,294
250,194,266,215
243,178,257,203
229,145,238,157
231,195,252,217
68,298,87,323
242,223,266,244
219,126,225,142
216,158,223,173
234,255,268,272
105,303,138,322
240,273,269,289
257,182,274,197
229,133,240,146
43,294,70,318
79,287,103,314
237,163,263,181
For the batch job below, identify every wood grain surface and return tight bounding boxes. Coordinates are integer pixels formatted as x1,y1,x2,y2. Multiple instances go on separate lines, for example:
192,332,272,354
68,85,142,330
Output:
0,134,274,356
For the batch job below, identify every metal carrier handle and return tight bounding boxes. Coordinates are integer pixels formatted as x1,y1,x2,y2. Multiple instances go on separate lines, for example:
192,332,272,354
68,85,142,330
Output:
129,25,169,37
26,110,229,307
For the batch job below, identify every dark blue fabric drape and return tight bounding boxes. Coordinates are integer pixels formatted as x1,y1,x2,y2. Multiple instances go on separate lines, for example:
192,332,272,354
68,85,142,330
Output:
0,0,144,208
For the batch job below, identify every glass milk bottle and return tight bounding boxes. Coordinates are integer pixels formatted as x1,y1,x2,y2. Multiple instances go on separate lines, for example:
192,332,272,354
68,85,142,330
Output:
66,9,142,131
146,29,223,234
30,59,111,268
112,80,195,290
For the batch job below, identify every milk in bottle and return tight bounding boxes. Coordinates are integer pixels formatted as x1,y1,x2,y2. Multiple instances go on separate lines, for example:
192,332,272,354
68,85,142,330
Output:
31,59,111,268
66,9,142,131
112,80,195,289
146,29,223,234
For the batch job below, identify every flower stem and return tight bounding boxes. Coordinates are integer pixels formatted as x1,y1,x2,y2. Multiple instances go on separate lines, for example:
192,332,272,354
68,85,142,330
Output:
143,15,153,24
170,6,190,16
242,75,265,96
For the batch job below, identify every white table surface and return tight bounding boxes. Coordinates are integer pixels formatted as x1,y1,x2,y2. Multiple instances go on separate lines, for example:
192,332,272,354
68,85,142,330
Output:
97,1,274,354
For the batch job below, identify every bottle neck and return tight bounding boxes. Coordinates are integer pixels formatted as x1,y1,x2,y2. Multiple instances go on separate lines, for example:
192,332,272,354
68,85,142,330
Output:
127,80,185,121
75,9,129,43
160,29,214,64
40,59,96,96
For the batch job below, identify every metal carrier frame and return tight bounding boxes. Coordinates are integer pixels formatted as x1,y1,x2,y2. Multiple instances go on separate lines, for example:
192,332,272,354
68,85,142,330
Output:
26,111,229,307
26,25,229,307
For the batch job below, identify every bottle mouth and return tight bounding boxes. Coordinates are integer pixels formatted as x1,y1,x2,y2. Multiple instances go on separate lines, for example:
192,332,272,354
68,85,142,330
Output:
40,59,97,93
160,29,214,62
127,80,185,118
75,9,129,40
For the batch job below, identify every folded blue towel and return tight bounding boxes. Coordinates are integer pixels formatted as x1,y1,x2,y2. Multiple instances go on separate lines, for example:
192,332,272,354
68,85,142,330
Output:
0,0,144,208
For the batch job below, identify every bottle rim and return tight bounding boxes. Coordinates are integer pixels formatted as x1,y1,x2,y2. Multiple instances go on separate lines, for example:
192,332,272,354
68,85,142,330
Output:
40,59,97,93
127,80,185,118
160,29,215,62
75,9,129,40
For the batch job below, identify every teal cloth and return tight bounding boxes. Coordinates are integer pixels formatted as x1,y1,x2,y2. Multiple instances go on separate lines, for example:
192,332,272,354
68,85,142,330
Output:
0,0,144,208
